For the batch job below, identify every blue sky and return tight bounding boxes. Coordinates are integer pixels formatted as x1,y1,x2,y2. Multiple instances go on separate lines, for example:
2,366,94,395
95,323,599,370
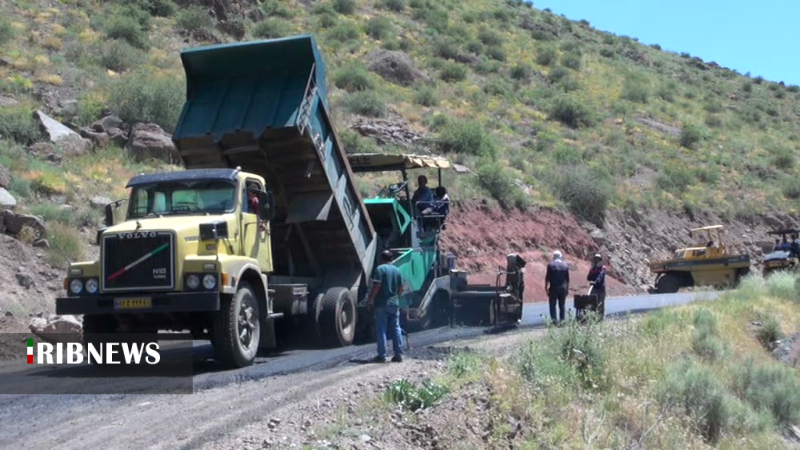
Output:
532,0,800,85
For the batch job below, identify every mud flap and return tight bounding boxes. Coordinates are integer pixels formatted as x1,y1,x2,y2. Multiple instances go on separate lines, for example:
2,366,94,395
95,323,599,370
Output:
259,314,280,349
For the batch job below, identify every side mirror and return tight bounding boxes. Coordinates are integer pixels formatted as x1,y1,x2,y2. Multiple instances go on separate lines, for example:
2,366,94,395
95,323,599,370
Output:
104,199,127,227
257,191,275,221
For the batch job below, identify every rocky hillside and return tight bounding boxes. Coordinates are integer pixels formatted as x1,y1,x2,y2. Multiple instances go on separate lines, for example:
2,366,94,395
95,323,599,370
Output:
0,0,798,313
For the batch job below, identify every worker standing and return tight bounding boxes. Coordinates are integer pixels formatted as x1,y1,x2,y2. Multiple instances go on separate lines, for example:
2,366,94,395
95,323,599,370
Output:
587,254,607,318
367,250,405,363
545,250,569,325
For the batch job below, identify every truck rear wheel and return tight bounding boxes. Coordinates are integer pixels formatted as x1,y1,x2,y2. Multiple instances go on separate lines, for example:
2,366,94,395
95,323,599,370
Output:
213,282,260,368
316,287,356,347
656,273,682,293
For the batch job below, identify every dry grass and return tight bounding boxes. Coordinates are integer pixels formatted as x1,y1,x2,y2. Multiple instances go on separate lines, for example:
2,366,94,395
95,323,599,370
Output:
433,273,800,449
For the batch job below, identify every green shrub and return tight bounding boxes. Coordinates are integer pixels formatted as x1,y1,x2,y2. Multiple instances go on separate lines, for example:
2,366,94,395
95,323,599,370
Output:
599,47,615,58
764,271,798,300
656,163,695,193
547,165,612,224
439,62,467,82
380,0,405,12
548,94,595,128
252,19,290,39
341,91,385,117
433,39,459,60
333,63,374,92
476,161,518,207
510,63,533,81
782,178,800,200
385,379,448,412
622,76,650,103
364,16,393,40
561,52,582,70
478,28,502,47
486,45,506,62
0,107,41,145
333,0,357,14
327,22,360,41
731,358,800,426
448,351,482,379
692,330,724,362
413,85,439,107
483,79,510,97
108,69,185,132
105,12,150,49
0,17,15,47
552,314,607,388
420,8,449,33
99,39,145,72
29,203,75,225
123,0,177,17
756,316,783,348
679,123,703,148
46,222,85,268
437,119,496,158
658,359,734,443
260,0,294,18
474,59,500,74
339,129,376,154
548,66,570,83
176,6,213,32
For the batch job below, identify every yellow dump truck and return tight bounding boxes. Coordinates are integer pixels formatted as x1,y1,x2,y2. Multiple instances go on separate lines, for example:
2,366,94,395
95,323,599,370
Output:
648,225,750,293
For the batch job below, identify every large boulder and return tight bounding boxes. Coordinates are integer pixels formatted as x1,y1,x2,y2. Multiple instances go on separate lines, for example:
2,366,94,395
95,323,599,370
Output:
367,50,430,86
0,188,16,209
127,123,180,163
0,163,10,189
1,210,46,236
92,114,124,133
29,315,83,344
33,110,89,156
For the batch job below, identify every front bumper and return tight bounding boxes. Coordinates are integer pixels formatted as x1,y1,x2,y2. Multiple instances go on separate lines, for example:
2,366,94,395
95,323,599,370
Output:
56,292,220,315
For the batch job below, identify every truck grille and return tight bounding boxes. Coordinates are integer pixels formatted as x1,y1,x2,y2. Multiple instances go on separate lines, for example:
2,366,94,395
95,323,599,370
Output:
102,231,175,291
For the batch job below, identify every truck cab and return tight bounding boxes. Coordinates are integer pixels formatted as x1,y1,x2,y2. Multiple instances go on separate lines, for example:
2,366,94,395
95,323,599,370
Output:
58,168,281,367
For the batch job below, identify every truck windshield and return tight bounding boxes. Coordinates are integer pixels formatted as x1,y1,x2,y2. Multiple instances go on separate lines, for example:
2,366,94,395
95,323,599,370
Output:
128,180,237,218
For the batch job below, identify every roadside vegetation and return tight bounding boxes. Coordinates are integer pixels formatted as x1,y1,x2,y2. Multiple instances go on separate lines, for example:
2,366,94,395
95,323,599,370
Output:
424,273,800,447
0,0,798,218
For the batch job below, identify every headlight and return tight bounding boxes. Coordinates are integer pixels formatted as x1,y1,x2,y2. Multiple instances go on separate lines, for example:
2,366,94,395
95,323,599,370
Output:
202,274,217,290
186,275,200,290
69,279,84,295
85,278,99,294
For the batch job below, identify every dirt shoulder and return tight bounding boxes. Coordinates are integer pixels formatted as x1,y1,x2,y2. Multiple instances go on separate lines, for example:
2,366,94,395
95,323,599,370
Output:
204,328,545,450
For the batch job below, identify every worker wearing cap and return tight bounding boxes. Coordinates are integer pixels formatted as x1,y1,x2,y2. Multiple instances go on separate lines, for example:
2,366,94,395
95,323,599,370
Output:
587,254,607,318
545,250,569,325
367,250,405,363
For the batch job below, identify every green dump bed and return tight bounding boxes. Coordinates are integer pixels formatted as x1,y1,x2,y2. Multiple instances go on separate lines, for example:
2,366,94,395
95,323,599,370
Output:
172,35,376,283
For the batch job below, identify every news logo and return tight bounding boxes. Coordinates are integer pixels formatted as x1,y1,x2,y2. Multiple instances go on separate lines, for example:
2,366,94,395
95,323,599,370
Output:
26,338,161,365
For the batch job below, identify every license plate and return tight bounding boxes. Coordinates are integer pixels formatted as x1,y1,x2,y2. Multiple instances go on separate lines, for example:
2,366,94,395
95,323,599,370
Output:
114,298,152,310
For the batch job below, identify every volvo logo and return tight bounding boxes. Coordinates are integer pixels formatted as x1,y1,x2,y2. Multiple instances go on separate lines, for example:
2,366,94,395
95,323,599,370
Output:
116,232,158,239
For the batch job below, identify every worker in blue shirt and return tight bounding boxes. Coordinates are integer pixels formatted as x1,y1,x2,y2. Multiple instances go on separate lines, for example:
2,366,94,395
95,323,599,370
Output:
411,175,433,213
367,250,405,363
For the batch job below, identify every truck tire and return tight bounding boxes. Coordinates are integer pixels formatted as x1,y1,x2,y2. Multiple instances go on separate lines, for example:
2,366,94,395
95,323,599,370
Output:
656,273,682,294
213,282,260,368
317,287,356,347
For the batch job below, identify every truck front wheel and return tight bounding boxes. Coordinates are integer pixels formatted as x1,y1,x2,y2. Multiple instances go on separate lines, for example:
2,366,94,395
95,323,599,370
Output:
316,287,356,347
213,282,260,368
